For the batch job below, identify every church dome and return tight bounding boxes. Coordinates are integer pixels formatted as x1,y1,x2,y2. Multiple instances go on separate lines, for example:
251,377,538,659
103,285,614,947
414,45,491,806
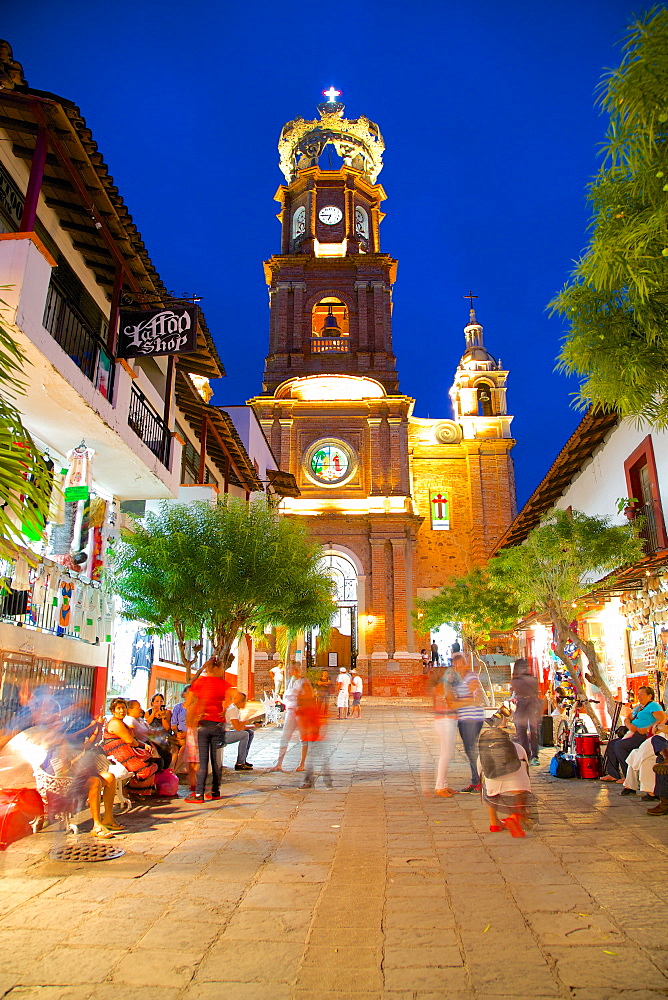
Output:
460,346,498,369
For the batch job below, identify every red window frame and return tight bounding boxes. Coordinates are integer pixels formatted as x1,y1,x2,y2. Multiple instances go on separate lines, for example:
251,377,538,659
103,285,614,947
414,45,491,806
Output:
623,434,668,549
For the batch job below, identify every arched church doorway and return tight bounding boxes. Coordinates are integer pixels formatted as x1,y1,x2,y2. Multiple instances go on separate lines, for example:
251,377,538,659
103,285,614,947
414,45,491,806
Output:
305,552,358,672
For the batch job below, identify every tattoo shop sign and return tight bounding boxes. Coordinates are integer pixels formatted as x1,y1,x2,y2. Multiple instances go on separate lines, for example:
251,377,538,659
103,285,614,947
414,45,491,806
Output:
117,306,199,359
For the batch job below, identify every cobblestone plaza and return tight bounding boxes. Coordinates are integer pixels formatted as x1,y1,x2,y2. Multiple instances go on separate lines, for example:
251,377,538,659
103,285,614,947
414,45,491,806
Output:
1,705,667,1000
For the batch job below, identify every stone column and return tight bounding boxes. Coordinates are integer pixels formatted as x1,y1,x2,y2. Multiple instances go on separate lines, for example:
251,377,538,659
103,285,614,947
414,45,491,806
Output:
466,442,487,564
367,416,383,495
279,417,293,471
355,281,369,370
275,283,291,353
390,537,409,656
387,416,405,495
369,538,388,658
292,281,306,353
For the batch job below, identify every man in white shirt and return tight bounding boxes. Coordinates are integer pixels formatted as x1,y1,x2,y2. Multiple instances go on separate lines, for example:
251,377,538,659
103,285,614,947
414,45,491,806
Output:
336,668,352,720
270,660,284,700
270,664,308,771
220,690,254,771
350,669,363,718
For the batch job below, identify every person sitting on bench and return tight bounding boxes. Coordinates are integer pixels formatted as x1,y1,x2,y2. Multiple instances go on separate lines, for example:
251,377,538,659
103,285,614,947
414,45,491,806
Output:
221,689,254,771
601,686,664,782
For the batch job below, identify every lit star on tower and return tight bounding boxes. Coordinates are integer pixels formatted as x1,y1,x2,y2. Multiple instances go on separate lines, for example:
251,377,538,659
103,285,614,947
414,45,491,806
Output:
323,86,341,103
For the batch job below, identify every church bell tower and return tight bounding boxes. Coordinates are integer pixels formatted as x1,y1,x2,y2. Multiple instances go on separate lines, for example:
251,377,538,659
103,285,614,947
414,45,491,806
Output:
262,89,399,395
251,90,423,695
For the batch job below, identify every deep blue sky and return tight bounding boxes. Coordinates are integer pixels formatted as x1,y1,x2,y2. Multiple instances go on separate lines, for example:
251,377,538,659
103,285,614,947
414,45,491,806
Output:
5,1,645,506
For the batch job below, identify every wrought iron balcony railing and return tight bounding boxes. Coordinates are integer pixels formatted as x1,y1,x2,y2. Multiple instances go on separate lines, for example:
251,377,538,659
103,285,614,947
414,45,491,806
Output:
43,283,114,399
128,385,171,467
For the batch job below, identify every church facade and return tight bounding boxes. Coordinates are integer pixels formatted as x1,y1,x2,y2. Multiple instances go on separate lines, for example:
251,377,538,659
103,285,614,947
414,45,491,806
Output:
249,94,516,695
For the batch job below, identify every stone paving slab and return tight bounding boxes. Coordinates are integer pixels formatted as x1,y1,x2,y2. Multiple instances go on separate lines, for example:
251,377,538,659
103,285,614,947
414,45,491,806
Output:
1,705,667,1000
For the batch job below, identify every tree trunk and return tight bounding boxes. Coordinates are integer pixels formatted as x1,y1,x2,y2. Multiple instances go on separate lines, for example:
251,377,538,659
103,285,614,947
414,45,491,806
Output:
465,634,496,708
550,614,605,738
551,611,616,719
175,624,202,684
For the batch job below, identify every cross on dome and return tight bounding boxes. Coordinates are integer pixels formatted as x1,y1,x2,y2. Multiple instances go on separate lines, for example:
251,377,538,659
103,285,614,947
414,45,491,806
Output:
323,86,341,103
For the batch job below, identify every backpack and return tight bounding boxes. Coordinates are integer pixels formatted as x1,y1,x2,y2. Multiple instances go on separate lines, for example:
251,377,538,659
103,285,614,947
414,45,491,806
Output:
478,728,521,780
549,751,577,779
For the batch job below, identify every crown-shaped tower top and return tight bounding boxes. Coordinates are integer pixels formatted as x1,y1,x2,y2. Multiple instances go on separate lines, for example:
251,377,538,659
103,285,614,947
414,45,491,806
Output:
278,89,385,185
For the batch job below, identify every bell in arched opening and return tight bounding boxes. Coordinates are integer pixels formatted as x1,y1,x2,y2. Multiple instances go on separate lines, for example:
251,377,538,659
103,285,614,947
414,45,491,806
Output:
477,383,493,417
322,303,341,334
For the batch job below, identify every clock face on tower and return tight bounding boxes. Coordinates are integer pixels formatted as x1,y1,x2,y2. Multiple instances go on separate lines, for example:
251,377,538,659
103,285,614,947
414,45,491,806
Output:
318,205,343,225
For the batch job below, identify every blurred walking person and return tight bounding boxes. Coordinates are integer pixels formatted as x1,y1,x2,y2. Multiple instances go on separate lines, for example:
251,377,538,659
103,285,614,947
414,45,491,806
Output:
510,659,542,765
452,653,485,793
271,663,308,772
430,665,459,798
297,677,332,789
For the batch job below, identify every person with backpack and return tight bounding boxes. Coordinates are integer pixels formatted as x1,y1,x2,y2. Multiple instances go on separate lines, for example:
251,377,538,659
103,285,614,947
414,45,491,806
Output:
477,724,537,837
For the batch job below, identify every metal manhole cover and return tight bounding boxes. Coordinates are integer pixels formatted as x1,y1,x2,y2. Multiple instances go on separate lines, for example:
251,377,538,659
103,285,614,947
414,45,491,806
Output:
50,840,126,863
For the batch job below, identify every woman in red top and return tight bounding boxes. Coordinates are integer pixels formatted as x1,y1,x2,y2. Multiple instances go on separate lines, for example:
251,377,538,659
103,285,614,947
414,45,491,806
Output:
185,656,226,802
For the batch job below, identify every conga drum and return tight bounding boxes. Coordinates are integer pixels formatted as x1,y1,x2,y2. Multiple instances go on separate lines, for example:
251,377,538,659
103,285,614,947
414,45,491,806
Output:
575,734,601,778
575,734,600,756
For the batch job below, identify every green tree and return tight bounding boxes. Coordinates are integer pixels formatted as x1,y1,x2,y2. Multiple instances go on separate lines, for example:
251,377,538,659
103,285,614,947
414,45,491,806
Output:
491,509,643,731
415,566,520,661
0,297,51,562
551,9,668,425
415,566,521,702
113,497,336,681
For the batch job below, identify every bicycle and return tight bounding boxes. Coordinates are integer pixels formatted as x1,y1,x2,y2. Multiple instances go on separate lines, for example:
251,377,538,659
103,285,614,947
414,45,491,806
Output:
556,697,599,757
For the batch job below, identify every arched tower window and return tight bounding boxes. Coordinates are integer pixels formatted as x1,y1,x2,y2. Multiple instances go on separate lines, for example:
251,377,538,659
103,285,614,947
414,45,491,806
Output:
354,206,369,240
312,297,349,338
476,382,494,416
292,205,306,240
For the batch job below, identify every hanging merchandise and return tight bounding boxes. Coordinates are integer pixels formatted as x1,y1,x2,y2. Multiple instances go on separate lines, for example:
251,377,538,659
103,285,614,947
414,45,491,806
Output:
46,563,61,607
57,579,74,632
88,526,104,581
49,501,78,556
101,592,114,644
81,587,101,643
130,628,154,678
31,565,49,625
71,580,86,637
10,557,30,592
64,443,95,502
22,453,54,542
47,466,67,526
88,497,107,528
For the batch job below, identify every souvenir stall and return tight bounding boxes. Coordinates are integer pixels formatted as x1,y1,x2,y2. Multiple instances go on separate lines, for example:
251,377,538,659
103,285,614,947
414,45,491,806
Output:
0,440,119,722
620,573,668,705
